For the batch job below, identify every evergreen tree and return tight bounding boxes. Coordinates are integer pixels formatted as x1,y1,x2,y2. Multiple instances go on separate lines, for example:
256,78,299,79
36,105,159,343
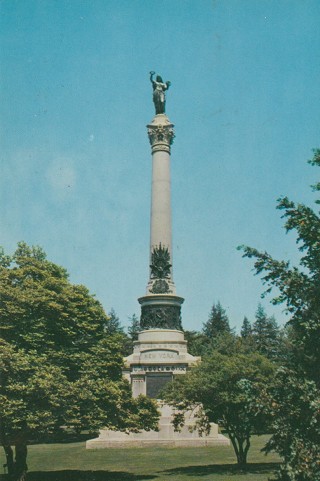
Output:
183,330,208,357
202,301,231,338
240,316,252,338
105,308,124,335
127,313,141,342
252,304,279,359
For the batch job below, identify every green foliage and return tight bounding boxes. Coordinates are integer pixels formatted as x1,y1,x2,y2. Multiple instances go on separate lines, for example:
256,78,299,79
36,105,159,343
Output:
240,316,252,338
240,150,320,379
127,314,141,342
0,243,159,479
252,304,280,360
105,308,124,335
240,149,320,480
121,313,142,356
163,349,275,467
0,339,71,438
261,368,320,481
104,308,132,356
239,168,320,381
0,242,105,356
207,331,242,356
183,330,209,357
184,330,243,358
202,301,231,339
185,328,262,358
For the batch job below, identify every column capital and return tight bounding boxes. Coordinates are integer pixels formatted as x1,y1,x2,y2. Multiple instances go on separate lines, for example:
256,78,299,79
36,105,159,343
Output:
147,114,175,154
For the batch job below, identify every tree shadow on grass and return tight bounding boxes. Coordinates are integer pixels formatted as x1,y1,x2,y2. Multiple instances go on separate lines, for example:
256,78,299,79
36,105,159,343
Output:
161,462,280,477
0,471,157,481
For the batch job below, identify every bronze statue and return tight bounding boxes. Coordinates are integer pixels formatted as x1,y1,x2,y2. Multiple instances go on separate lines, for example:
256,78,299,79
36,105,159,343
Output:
150,71,171,114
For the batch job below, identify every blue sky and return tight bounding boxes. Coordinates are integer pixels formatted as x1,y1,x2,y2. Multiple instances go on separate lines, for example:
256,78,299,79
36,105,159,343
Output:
1,0,319,331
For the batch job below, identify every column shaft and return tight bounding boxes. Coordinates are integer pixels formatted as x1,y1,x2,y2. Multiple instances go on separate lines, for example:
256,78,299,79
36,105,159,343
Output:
139,113,183,331
150,149,172,261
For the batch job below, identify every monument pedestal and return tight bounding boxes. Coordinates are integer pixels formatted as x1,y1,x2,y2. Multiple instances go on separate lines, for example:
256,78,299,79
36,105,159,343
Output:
86,403,229,448
86,329,229,449
123,329,198,398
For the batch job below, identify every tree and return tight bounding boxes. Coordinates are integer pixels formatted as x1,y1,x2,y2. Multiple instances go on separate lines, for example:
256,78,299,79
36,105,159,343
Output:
252,304,280,360
263,369,320,481
127,314,141,342
163,349,274,468
105,308,132,356
183,330,209,357
240,316,252,338
202,301,231,339
122,314,142,356
0,243,159,481
240,149,320,480
105,308,124,335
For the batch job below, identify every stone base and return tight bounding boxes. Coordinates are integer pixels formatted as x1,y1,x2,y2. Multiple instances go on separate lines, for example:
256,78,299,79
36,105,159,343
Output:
86,403,229,449
139,295,184,331
123,329,200,398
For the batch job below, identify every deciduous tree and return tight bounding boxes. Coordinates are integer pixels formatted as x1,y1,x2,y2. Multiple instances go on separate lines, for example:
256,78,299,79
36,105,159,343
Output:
163,350,274,467
0,243,159,481
240,149,320,480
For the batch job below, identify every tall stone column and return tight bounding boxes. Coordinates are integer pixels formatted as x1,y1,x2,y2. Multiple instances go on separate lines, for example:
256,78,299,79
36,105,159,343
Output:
85,74,230,448
148,114,175,290
138,113,184,330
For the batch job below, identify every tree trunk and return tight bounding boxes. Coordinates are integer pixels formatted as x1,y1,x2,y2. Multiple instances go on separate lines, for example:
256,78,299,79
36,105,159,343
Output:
2,444,14,476
14,435,28,481
228,432,250,468
2,441,28,481
236,438,250,468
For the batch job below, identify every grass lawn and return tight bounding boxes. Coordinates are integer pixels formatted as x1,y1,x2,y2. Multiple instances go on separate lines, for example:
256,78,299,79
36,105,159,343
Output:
0,435,280,481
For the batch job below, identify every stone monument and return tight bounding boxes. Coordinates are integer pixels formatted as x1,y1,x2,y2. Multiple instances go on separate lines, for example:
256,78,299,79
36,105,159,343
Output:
86,74,229,448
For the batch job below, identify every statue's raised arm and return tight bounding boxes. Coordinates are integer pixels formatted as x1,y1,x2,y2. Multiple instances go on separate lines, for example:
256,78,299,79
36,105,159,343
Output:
149,71,171,115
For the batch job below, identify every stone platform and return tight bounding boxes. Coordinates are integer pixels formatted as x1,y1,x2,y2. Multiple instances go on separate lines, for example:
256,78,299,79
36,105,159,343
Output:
123,329,200,398
86,403,229,448
86,329,229,449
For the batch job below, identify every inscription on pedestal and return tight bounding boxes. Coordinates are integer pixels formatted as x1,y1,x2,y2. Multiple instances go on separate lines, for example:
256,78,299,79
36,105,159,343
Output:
141,350,178,361
146,373,173,398
132,364,187,373
142,343,181,349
